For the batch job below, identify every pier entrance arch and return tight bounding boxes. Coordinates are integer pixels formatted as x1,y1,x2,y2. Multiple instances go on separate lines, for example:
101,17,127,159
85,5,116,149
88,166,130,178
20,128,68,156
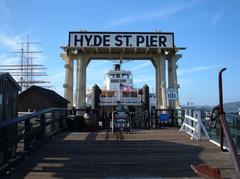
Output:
60,31,185,110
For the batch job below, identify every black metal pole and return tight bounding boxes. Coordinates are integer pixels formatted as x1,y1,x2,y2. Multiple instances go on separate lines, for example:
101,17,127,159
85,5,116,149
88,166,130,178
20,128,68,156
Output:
218,68,227,152
218,68,240,178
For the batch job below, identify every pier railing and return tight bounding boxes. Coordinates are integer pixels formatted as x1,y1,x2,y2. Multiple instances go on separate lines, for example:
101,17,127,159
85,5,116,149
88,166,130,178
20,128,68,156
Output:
87,96,142,106
179,109,210,140
0,107,70,176
217,68,240,178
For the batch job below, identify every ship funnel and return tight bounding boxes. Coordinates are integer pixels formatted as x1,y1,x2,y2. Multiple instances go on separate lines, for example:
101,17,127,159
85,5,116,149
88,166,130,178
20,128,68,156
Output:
114,64,121,71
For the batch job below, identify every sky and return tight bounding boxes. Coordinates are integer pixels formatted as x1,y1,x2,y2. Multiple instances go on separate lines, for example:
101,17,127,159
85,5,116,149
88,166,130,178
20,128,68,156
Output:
0,0,240,106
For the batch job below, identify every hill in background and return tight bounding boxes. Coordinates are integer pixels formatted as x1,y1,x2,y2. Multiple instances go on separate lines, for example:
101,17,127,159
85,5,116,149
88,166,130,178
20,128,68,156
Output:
223,101,240,113
195,101,240,113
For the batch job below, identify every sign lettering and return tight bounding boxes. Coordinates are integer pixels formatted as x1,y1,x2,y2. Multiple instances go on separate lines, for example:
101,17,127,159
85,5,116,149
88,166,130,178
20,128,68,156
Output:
167,88,178,100
69,32,174,48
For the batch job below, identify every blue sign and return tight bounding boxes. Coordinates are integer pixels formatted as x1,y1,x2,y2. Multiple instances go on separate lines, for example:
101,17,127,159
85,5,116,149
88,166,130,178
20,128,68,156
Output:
159,114,169,122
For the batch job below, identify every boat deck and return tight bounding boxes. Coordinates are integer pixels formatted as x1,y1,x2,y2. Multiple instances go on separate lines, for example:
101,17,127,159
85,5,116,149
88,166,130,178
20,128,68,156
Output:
4,128,235,179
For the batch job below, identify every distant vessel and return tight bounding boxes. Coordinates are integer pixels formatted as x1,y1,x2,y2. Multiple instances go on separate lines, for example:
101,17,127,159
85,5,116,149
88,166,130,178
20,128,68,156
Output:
86,63,155,115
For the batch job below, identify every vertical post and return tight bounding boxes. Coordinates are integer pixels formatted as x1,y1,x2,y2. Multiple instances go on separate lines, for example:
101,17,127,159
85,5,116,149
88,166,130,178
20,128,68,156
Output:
197,111,201,140
218,68,240,177
51,111,56,132
218,68,226,152
152,54,167,110
76,52,87,109
59,110,63,129
160,55,167,109
40,114,45,138
62,110,68,129
155,109,158,129
155,65,160,109
168,53,181,109
24,119,31,151
151,59,157,129
61,53,74,109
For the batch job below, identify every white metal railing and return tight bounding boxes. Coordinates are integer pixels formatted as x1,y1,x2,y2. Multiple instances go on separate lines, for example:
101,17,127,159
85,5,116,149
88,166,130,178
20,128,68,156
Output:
87,96,142,105
179,111,209,140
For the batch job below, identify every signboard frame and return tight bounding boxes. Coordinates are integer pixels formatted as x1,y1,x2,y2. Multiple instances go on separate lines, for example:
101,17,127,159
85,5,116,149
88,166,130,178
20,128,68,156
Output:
68,31,174,48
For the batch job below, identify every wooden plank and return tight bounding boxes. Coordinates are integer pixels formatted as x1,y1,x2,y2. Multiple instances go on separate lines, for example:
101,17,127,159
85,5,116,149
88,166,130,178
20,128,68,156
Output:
3,128,235,179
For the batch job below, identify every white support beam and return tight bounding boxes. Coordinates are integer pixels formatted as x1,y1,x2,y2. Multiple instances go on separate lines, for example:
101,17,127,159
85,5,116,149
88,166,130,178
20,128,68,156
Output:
152,55,166,109
61,53,73,109
76,53,87,109
167,54,181,109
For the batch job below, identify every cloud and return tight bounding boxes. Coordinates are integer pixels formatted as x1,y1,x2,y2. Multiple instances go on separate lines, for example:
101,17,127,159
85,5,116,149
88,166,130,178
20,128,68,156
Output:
131,61,151,71
193,11,223,25
178,65,222,76
87,63,109,88
0,33,45,64
48,71,65,81
87,60,110,69
178,78,193,87
134,75,154,84
0,33,25,50
0,54,19,65
105,0,203,27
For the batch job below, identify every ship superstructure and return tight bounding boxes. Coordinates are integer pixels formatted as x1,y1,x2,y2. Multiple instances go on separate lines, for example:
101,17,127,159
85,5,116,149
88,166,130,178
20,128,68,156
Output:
86,64,144,107
103,64,133,91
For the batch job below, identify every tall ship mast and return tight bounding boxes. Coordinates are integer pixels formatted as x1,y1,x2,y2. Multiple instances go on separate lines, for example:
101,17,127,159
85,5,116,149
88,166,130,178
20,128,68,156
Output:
0,36,50,91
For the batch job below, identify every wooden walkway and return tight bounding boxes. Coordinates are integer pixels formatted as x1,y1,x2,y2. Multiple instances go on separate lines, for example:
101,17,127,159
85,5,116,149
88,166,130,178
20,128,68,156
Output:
4,128,235,179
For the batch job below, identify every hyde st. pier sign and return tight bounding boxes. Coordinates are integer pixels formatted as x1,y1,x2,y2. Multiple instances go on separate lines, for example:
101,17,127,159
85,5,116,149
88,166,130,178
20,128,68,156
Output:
69,32,174,48
63,31,184,110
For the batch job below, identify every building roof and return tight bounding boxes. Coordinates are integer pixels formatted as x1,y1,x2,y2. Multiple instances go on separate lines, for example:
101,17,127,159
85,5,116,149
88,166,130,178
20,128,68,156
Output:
0,72,21,90
20,85,69,104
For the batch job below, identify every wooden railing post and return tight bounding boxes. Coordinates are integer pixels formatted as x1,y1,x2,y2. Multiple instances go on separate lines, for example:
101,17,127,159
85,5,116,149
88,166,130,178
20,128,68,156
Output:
51,111,56,132
59,110,63,129
64,110,68,128
0,107,70,173
154,110,158,129
0,127,6,165
59,110,67,129
24,119,31,151
171,109,174,126
40,114,45,138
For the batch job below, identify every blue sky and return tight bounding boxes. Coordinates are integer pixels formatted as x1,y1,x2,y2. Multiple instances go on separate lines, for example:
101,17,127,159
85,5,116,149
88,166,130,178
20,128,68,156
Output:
0,0,240,106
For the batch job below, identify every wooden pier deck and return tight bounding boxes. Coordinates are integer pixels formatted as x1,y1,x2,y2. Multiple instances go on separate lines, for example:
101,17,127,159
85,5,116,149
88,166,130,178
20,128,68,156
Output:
4,128,235,179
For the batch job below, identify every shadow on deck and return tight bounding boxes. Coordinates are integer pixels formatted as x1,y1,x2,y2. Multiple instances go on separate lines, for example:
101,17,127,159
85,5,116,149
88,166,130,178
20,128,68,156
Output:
3,128,235,179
